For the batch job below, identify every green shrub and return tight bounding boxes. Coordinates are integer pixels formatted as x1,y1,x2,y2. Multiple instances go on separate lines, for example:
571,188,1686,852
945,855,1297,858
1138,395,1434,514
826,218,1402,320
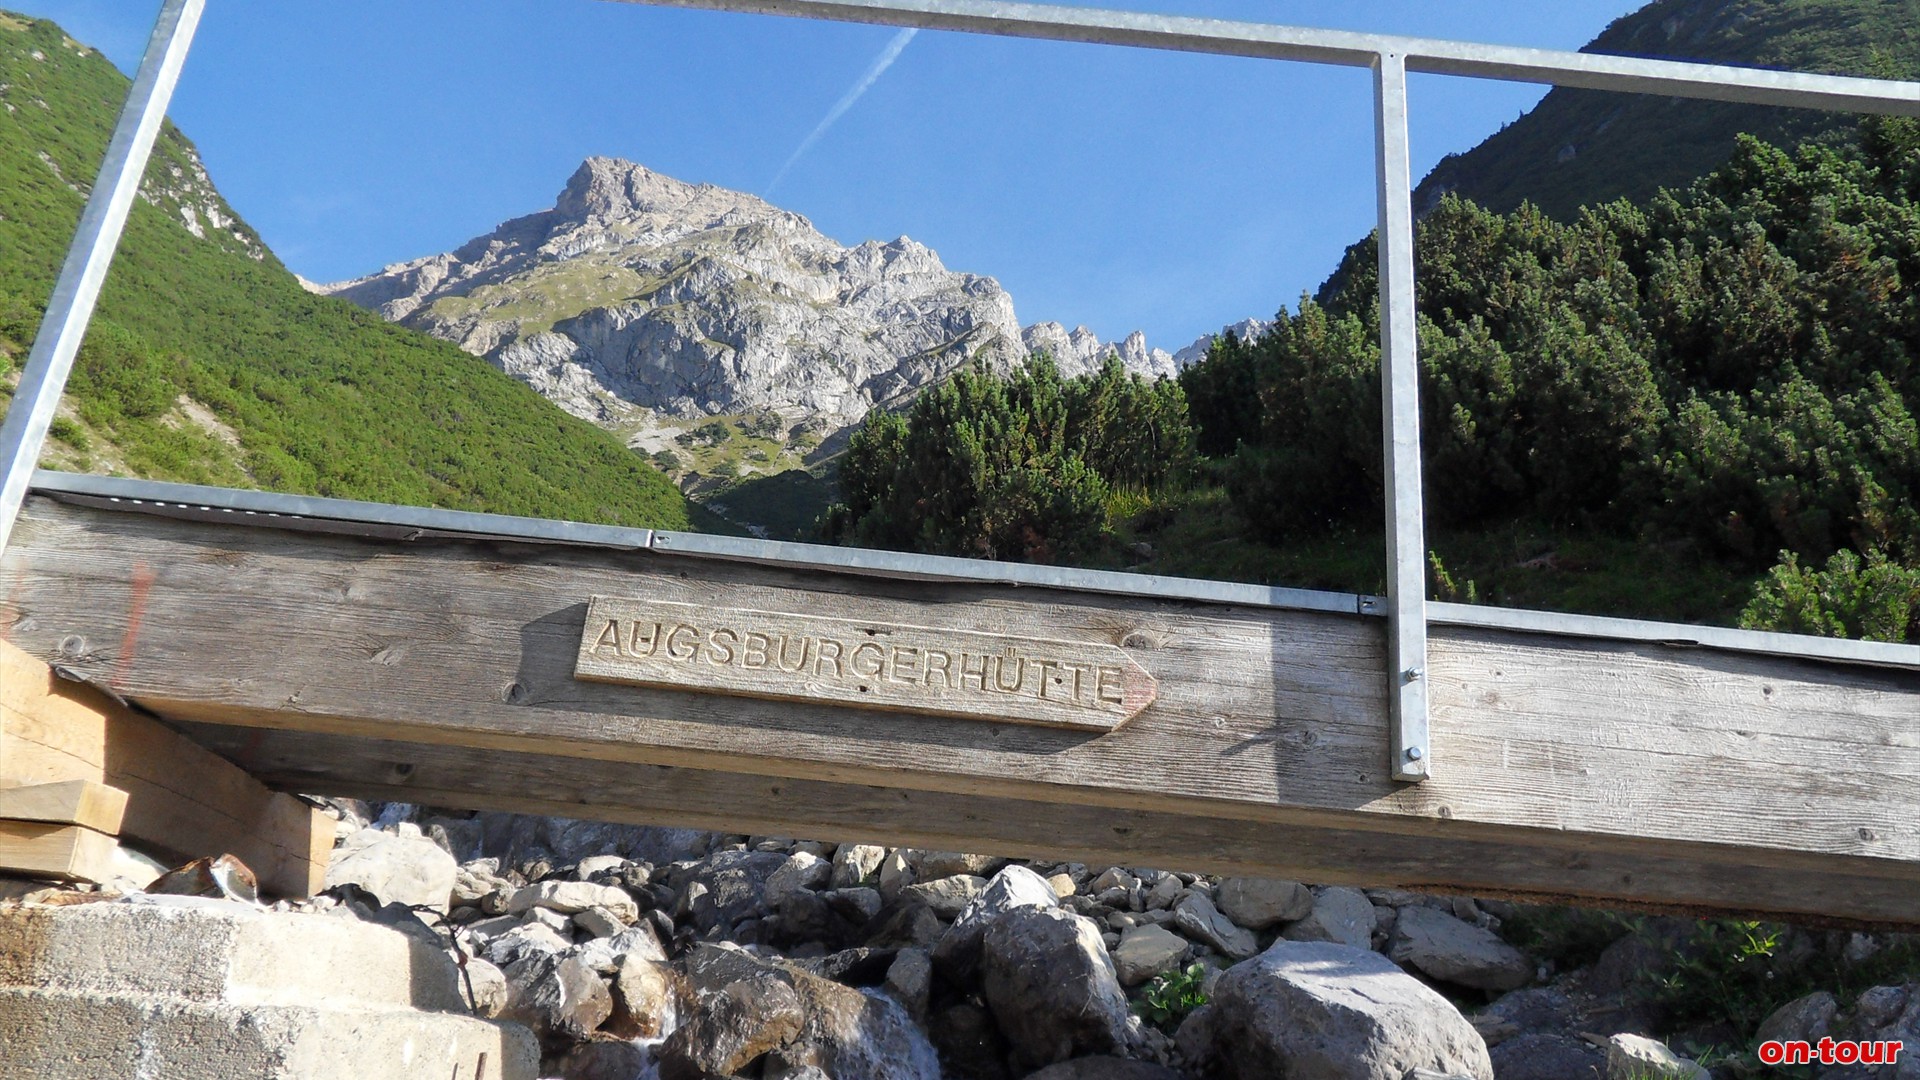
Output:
1741,547,1920,641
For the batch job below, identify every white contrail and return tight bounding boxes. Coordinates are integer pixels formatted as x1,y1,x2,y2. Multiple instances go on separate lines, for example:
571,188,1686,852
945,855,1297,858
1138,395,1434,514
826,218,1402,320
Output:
768,28,918,194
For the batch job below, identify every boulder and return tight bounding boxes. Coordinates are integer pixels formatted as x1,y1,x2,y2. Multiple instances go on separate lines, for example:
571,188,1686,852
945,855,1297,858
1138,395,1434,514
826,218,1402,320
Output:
1755,990,1837,1046
1216,877,1313,929
766,851,833,901
1281,886,1376,949
1604,1034,1707,1080
671,944,939,1080
912,851,1006,880
503,952,612,1044
1388,905,1532,991
1182,940,1492,1080
902,874,986,918
606,953,676,1039
981,907,1130,1072
463,956,511,1018
1171,892,1258,961
931,864,1059,981
885,947,932,1021
483,922,572,968
324,828,458,913
1112,924,1190,987
508,881,638,924
659,968,805,1080
680,849,789,932
831,845,887,889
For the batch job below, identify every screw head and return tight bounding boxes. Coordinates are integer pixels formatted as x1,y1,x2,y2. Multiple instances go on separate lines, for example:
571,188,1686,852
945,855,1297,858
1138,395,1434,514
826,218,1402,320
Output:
1406,746,1424,761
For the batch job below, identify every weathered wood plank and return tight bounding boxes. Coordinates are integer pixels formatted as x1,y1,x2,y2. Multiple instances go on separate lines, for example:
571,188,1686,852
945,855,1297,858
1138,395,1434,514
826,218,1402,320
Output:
177,723,1920,927
0,638,331,897
0,780,127,833
0,820,119,883
3,496,1917,920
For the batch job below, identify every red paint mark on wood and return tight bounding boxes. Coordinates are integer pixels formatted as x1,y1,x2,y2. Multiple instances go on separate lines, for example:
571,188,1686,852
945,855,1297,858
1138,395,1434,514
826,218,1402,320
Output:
113,562,156,690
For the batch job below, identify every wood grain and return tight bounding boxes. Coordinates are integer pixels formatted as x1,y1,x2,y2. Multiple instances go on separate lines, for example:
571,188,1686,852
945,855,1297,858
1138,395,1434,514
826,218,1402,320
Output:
178,723,1920,927
4,496,1917,921
0,780,127,833
0,638,331,897
0,820,119,883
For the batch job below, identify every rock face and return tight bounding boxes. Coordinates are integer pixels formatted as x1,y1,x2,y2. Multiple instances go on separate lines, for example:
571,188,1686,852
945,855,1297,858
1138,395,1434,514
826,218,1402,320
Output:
1183,940,1494,1080
324,157,1174,431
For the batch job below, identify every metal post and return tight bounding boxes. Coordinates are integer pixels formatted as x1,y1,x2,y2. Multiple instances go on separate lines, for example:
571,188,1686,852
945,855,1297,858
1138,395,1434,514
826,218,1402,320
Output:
1373,50,1430,782
0,0,206,558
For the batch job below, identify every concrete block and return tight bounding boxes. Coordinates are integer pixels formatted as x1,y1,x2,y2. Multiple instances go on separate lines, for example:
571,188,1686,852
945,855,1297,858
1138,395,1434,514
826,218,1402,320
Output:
0,987,538,1079
0,896,539,1079
0,894,461,1010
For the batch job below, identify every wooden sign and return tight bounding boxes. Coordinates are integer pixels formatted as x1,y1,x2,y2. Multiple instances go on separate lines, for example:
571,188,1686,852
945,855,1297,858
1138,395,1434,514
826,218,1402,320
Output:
575,596,1157,732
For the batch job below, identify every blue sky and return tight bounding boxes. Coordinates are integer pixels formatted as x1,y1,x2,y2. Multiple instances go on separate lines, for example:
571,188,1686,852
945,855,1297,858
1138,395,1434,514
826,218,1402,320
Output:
16,0,1641,350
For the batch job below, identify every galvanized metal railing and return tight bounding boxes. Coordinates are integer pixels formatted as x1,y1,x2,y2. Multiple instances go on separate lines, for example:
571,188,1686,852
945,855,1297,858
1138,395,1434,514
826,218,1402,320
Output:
3,0,1919,784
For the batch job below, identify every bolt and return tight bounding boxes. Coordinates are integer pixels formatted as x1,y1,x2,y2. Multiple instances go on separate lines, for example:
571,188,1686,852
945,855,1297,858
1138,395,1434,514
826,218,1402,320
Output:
1406,746,1424,761
1402,667,1425,684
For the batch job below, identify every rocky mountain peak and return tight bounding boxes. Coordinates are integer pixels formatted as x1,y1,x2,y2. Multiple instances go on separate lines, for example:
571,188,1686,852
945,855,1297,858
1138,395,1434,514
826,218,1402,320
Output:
554,155,757,225
323,157,1185,445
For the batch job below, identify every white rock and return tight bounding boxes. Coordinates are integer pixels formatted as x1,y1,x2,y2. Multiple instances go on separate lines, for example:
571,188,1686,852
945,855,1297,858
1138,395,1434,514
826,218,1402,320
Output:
463,956,510,1018
324,828,458,913
1605,1034,1708,1080
574,855,628,880
572,906,627,940
902,874,987,918
508,880,638,924
830,844,887,889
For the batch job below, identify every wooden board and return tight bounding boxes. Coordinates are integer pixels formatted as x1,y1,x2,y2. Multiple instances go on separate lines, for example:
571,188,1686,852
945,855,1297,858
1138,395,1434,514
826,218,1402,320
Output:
4,495,1918,922
178,722,1920,927
576,596,1157,732
0,780,127,833
0,819,119,883
0,639,331,897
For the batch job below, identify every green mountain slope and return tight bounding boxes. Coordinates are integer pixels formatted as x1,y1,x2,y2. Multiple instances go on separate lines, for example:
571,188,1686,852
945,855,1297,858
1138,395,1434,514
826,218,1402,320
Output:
0,12,690,528
1416,0,1920,220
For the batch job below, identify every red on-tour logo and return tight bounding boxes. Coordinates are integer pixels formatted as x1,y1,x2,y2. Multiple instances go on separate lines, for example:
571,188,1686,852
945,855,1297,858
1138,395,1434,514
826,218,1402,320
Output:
1758,1039,1904,1066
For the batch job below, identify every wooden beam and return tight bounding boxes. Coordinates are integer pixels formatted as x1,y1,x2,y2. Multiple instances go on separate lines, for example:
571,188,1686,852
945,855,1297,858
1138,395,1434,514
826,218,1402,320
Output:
4,495,1918,922
0,638,331,897
178,722,1920,927
0,820,119,883
0,780,127,833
